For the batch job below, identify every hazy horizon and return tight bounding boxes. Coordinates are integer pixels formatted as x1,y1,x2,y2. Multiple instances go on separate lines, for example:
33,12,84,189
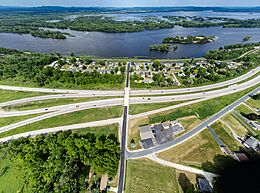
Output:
0,0,259,7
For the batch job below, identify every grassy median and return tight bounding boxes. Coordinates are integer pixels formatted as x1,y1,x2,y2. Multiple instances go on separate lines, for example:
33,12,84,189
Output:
3,97,117,111
0,113,46,127
0,89,48,103
129,100,189,115
0,106,122,138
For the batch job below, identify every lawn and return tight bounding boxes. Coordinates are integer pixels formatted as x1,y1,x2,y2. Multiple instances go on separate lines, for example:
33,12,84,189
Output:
0,152,27,193
129,100,188,115
246,98,260,109
75,124,118,137
177,116,202,135
0,113,45,127
0,89,48,103
0,106,123,138
235,104,255,115
148,84,259,124
157,129,223,168
4,96,116,111
211,121,243,152
222,114,249,137
127,117,149,150
125,159,179,193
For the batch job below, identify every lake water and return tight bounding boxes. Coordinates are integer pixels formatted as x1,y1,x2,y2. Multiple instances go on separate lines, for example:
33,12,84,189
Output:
0,11,260,58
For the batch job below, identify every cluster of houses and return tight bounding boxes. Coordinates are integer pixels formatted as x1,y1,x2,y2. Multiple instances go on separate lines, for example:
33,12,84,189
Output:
139,120,185,149
130,61,181,85
47,57,244,86
48,58,124,75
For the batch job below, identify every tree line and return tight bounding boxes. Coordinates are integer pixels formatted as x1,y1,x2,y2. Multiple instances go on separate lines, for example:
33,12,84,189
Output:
0,131,120,193
0,48,124,89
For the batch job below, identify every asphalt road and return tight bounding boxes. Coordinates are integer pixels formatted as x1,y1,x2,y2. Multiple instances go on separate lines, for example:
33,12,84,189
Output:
117,62,130,193
127,86,260,159
0,117,121,142
207,126,225,147
0,66,259,96
0,75,259,136
1,74,258,119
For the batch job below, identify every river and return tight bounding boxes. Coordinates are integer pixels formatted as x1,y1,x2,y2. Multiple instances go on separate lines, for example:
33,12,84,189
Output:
0,11,260,58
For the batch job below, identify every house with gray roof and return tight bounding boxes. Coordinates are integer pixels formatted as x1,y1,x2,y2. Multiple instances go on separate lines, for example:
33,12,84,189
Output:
139,125,155,149
244,136,260,152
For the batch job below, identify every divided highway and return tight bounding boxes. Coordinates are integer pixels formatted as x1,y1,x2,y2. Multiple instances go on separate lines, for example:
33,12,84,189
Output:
0,66,259,97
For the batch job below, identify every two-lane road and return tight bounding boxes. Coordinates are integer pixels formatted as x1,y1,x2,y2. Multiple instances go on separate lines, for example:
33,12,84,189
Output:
117,62,130,193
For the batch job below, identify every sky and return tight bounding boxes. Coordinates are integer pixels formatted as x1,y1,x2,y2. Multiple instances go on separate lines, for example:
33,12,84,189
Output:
0,0,259,7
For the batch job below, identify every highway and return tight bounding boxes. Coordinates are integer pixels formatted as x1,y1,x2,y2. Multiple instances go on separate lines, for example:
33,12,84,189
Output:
1,74,259,120
0,99,123,133
126,86,260,159
0,93,120,107
0,66,259,97
131,66,260,96
0,118,121,142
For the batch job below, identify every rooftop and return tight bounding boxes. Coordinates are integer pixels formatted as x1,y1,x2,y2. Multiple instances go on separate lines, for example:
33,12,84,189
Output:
141,138,155,149
139,125,154,140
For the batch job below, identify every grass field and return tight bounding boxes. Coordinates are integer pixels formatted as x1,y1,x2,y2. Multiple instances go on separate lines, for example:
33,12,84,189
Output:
235,104,255,115
0,152,27,193
211,121,243,151
157,129,223,168
125,159,179,193
75,124,118,137
0,113,45,127
246,98,260,109
129,100,188,115
222,114,249,137
0,89,48,103
3,97,117,111
177,116,202,135
0,106,123,138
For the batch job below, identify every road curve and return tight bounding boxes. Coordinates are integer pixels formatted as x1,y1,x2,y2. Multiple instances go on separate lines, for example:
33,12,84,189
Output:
0,118,121,142
0,100,123,133
127,86,260,159
0,94,120,107
1,74,259,118
0,98,124,117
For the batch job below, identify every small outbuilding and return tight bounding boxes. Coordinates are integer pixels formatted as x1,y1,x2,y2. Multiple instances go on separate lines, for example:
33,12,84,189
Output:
100,174,108,191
